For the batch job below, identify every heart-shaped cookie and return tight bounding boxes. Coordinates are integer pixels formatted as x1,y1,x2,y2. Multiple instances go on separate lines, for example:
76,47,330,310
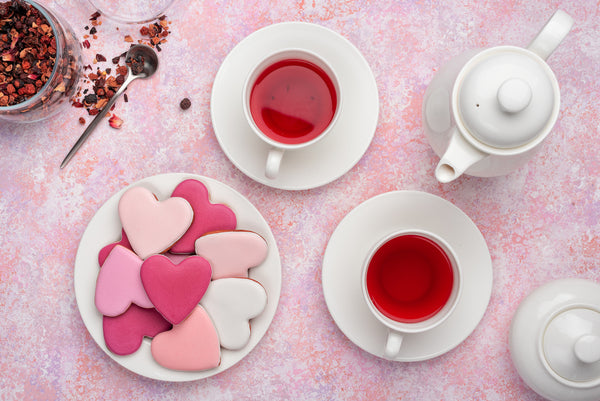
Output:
169,179,237,254
98,229,132,266
95,245,153,317
200,278,267,350
151,305,221,371
103,304,172,356
194,231,268,279
118,186,193,260
140,255,212,325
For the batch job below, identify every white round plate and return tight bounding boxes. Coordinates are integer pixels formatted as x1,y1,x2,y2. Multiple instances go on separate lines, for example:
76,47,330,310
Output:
211,22,379,190
322,191,492,361
74,173,282,381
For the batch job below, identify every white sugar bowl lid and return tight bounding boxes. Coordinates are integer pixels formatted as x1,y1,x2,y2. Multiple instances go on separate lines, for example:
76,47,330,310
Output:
510,279,600,401
543,308,600,382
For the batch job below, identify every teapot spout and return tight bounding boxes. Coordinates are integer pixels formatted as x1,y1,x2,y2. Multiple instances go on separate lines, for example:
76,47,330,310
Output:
435,128,487,183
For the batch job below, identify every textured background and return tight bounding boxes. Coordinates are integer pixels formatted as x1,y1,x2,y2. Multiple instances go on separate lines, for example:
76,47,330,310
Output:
1,0,599,400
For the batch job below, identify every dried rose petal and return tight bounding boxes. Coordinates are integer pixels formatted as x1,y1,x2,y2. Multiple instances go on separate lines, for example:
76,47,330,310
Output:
1,52,14,62
109,115,123,129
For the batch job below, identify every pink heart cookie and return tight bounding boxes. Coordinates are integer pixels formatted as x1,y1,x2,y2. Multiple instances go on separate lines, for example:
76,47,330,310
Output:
95,245,153,317
151,305,220,371
169,179,237,254
103,304,172,356
118,186,193,260
140,255,212,325
98,230,132,267
194,231,268,279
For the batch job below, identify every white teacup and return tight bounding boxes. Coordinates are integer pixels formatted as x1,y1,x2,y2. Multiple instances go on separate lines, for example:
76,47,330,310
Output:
242,48,342,179
361,229,462,359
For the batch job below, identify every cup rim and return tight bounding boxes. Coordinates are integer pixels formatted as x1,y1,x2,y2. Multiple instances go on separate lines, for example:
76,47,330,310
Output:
241,47,342,150
361,229,463,334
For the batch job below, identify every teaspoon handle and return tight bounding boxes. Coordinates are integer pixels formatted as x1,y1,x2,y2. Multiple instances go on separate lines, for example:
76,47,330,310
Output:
60,74,137,169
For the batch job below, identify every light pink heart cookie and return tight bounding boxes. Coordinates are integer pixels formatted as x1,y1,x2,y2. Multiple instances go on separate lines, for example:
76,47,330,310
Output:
170,179,237,254
95,245,153,317
194,231,268,279
164,252,189,265
140,255,212,325
103,304,172,356
118,186,193,260
151,305,221,371
200,278,267,350
98,229,132,266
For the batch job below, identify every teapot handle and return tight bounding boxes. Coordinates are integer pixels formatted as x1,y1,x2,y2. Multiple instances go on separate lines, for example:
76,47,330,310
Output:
528,10,574,60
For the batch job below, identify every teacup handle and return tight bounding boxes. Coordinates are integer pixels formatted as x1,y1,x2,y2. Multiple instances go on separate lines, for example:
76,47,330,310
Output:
527,10,573,60
383,330,404,359
265,148,285,180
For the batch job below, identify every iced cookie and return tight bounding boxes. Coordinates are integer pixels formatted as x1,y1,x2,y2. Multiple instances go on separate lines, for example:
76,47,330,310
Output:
194,231,268,279
151,305,221,371
140,255,212,325
164,252,189,265
103,304,172,356
95,245,153,317
118,186,193,260
170,179,237,254
98,230,132,267
201,278,267,350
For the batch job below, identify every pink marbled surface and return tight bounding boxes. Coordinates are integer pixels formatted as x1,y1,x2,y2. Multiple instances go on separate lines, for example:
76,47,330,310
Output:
1,0,599,400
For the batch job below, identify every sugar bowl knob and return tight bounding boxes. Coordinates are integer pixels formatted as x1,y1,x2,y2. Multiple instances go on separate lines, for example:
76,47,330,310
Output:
574,335,600,365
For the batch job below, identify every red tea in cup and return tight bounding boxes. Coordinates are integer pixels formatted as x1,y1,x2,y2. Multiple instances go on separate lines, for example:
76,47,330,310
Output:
249,58,337,145
366,234,454,323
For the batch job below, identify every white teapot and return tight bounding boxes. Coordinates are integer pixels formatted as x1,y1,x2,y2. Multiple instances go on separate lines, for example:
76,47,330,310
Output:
423,10,573,183
510,279,600,401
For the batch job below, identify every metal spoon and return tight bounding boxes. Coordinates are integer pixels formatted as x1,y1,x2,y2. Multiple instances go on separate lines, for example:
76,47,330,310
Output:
60,44,159,169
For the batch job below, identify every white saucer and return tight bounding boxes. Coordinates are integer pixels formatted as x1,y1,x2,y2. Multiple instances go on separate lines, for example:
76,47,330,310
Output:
322,191,492,361
74,173,282,381
211,22,379,190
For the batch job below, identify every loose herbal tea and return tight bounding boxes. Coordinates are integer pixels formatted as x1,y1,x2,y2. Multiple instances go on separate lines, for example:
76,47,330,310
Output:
0,0,57,106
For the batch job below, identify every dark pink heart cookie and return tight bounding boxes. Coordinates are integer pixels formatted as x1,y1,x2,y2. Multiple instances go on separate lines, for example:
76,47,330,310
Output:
103,304,172,356
169,179,237,254
140,255,212,325
98,229,132,266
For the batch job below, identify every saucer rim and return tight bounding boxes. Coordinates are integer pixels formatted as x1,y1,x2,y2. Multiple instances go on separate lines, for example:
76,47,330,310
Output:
322,190,493,361
210,21,379,190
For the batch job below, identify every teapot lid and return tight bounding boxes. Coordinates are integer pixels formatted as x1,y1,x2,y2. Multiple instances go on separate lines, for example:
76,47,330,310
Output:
454,46,560,150
543,308,600,383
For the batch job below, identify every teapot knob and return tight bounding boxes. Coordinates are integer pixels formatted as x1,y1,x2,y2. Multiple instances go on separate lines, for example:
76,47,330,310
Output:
497,78,532,114
574,335,600,364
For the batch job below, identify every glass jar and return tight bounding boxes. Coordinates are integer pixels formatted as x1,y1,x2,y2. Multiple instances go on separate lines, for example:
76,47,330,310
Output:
0,0,82,122
88,0,176,24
